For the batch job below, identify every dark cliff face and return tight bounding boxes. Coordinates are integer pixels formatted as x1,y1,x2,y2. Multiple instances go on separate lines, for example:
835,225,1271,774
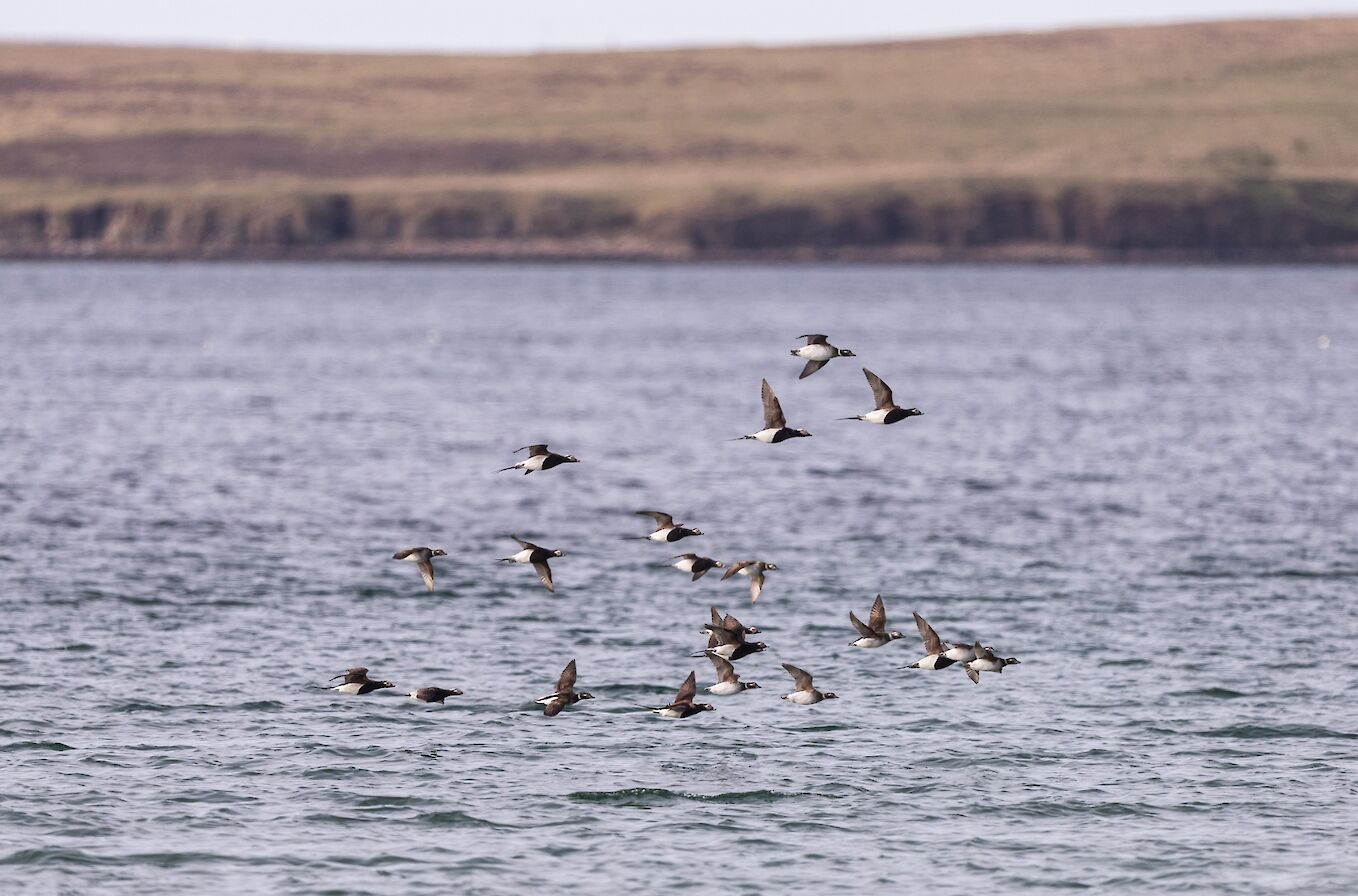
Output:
4,181,1357,261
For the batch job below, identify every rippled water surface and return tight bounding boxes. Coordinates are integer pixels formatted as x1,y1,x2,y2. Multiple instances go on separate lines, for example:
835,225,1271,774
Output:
3,262,1357,894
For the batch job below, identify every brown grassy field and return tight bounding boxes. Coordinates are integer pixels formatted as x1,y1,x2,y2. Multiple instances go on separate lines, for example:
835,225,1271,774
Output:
3,17,1358,259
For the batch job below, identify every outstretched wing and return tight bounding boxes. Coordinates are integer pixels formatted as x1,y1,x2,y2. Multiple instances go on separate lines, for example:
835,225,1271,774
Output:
798,359,827,380
760,379,786,430
799,334,829,345
543,698,566,716
515,444,549,456
707,653,737,683
849,610,875,638
914,612,944,655
511,534,539,551
749,573,764,603
673,671,698,705
417,560,436,592
556,659,577,694
781,663,813,691
533,560,555,592
636,510,675,529
863,368,895,410
721,562,748,581
869,594,887,632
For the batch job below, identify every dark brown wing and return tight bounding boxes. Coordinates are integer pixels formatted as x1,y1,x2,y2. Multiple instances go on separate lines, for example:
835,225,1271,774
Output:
705,625,741,647
869,594,887,632
516,444,549,456
799,334,829,345
555,659,577,694
636,510,675,529
511,535,539,551
673,671,697,705
760,379,786,430
543,699,565,716
849,610,875,638
533,559,555,592
975,642,995,660
722,613,746,633
392,548,416,560
798,359,827,380
721,562,747,581
707,653,737,683
863,368,896,410
914,612,944,655
709,606,723,628
417,560,435,592
782,663,813,691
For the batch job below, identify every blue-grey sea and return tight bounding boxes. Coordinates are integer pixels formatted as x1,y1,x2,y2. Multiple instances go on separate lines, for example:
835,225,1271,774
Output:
2,262,1357,894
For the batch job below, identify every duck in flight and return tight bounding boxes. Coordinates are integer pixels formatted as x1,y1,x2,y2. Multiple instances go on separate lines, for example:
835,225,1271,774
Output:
499,535,564,593
327,667,395,696
848,594,905,648
536,658,594,716
705,653,761,696
722,560,778,603
791,334,855,379
652,671,715,719
635,511,702,543
391,546,446,592
409,686,464,703
498,444,580,475
670,553,725,581
735,379,811,443
841,368,922,425
964,643,1021,684
779,663,838,705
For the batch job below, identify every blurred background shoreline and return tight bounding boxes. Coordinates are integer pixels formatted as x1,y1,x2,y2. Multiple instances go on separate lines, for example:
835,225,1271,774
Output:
4,16,1358,263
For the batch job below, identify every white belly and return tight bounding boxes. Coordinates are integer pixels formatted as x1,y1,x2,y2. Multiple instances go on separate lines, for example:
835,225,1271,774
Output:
510,549,534,563
784,690,821,705
862,408,892,424
654,707,684,719
673,558,696,572
333,683,363,695
706,682,742,696
851,636,887,648
912,654,951,670
523,455,547,471
752,428,781,443
647,529,674,542
943,645,976,662
971,658,1002,673
708,644,737,660
796,345,834,361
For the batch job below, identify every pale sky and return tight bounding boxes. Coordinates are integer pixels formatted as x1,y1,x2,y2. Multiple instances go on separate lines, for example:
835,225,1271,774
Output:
4,0,1357,52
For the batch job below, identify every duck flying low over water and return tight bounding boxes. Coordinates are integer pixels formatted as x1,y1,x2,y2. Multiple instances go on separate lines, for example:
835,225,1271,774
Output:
391,546,446,592
964,643,1021,684
849,594,905,648
536,658,594,716
701,606,760,647
652,671,715,719
705,653,761,696
722,560,778,603
696,621,768,662
735,379,811,443
409,686,464,703
906,612,961,671
636,511,702,543
670,553,724,581
780,663,837,705
499,535,564,592
841,368,922,424
498,444,580,475
791,334,855,379
327,667,395,695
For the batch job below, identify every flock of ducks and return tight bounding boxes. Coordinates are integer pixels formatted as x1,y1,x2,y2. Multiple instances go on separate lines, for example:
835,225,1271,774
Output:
332,334,1021,717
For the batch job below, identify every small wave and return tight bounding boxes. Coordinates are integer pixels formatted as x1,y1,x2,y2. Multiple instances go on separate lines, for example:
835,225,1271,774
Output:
1198,724,1358,740
1169,687,1247,700
1010,799,1156,818
412,810,511,829
568,787,797,806
0,740,74,752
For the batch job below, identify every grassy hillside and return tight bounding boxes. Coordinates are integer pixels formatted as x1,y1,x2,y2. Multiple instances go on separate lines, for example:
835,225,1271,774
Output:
3,17,1358,259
